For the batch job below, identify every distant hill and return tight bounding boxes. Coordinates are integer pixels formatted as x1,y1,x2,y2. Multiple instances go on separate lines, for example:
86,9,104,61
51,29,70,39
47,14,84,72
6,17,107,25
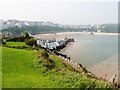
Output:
2,24,118,37
100,24,118,33
2,26,83,36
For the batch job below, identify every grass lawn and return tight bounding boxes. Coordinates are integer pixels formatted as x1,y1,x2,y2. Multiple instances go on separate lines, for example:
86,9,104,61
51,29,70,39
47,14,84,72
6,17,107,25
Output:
6,42,25,47
2,47,49,87
2,47,112,88
0,46,2,88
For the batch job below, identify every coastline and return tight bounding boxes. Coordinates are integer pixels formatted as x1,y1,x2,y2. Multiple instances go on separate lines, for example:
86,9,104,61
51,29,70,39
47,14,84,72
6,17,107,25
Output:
35,32,118,36
33,31,118,84
34,32,118,39
56,32,118,36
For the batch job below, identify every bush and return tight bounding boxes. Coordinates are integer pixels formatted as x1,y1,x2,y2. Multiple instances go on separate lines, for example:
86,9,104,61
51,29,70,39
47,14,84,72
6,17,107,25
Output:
41,50,49,59
23,32,30,38
6,36,25,42
43,58,55,70
37,50,49,59
37,50,55,69
5,45,33,50
2,42,6,45
6,34,33,42
2,39,6,45
25,38,37,46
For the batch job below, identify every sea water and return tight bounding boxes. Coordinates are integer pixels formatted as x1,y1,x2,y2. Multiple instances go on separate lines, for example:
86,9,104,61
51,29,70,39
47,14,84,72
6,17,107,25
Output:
61,34,118,67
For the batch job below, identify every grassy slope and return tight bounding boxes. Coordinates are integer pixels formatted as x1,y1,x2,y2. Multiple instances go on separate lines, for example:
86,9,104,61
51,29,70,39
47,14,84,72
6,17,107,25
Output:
0,46,2,88
2,46,112,88
6,42,25,47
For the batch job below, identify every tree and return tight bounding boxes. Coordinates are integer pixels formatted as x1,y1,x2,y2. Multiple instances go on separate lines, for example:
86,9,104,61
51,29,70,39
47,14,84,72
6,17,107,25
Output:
23,32,29,38
25,38,37,46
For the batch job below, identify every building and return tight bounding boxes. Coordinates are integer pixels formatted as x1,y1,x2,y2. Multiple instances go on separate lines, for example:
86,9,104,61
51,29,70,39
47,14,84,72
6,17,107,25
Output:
37,38,74,50
0,19,4,30
97,30,101,32
15,21,22,27
37,39,46,48
46,39,57,50
3,32,13,38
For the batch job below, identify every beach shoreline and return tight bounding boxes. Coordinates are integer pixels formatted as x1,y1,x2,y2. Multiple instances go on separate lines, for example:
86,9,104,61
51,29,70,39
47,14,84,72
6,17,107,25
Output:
34,31,118,84
56,32,118,35
33,32,118,40
34,32,118,37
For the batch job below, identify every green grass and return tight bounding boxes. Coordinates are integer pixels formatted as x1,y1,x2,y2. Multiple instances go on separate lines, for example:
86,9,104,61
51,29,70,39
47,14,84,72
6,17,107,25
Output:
6,42,25,47
0,46,2,89
2,46,112,88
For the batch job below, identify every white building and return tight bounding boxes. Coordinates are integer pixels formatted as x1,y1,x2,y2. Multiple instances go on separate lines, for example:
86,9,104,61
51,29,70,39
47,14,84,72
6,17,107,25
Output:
15,21,22,27
0,19,4,30
97,30,101,32
37,39,65,50
37,39,46,48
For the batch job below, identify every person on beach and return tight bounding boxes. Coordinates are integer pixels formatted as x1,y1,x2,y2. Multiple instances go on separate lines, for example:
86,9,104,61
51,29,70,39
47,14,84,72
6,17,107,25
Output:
109,74,117,84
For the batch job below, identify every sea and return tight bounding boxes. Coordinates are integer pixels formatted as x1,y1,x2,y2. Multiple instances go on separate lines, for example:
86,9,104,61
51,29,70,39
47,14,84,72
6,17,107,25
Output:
61,34,118,67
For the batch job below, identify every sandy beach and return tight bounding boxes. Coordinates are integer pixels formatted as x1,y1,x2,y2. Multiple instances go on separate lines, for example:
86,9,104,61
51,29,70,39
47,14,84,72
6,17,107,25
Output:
88,54,118,83
34,32,118,39
56,32,118,36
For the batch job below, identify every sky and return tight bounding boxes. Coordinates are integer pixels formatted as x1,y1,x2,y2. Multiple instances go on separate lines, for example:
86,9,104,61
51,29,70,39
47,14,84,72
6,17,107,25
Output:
0,0,119,25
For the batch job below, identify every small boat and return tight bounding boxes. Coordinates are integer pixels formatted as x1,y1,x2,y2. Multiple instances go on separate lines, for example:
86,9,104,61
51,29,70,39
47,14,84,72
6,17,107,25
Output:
88,32,94,35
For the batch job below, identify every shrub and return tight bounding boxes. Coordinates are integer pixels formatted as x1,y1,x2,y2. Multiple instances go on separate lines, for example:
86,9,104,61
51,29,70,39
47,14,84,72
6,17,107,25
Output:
2,39,6,45
25,38,37,46
37,50,55,69
43,58,55,70
37,50,49,59
6,33,33,42
2,41,6,45
23,32,30,38
6,36,25,42
41,50,49,59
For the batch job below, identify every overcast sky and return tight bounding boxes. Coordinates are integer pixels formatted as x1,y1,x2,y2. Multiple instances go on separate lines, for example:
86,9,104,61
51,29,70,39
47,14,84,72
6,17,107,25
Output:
0,0,118,25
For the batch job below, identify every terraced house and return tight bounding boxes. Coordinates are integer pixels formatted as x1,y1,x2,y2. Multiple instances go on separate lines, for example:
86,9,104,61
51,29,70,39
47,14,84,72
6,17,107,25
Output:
37,38,74,50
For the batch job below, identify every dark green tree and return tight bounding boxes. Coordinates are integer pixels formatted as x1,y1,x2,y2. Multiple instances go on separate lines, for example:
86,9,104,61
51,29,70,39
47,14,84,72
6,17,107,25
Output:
24,32,29,38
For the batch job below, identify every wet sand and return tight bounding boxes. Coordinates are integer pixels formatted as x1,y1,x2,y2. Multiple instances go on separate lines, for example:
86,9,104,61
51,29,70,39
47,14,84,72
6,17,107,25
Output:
88,54,118,83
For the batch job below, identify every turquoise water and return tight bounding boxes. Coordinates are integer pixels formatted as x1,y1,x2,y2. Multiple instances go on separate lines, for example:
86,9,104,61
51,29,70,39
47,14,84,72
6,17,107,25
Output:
61,35,118,67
